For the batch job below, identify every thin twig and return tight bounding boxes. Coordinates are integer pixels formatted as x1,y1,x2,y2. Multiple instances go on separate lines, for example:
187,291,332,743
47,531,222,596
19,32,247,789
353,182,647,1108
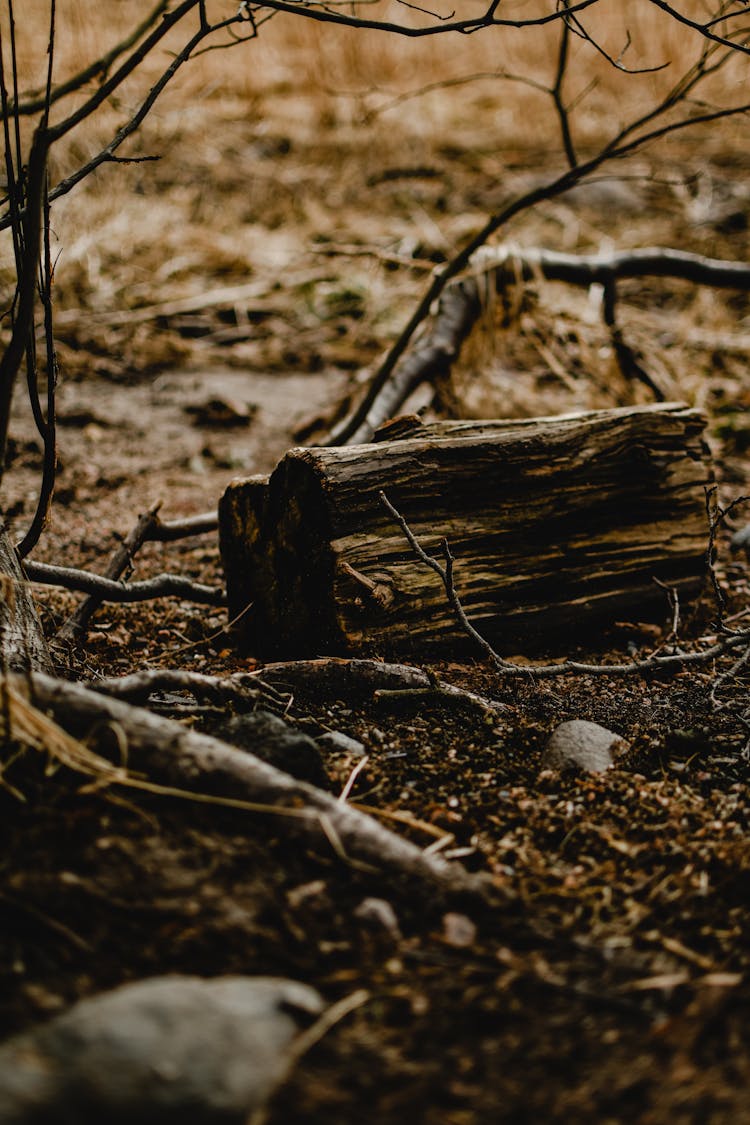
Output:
329,37,750,445
10,0,170,116
379,492,750,680
552,1,577,169
89,667,290,709
55,504,164,642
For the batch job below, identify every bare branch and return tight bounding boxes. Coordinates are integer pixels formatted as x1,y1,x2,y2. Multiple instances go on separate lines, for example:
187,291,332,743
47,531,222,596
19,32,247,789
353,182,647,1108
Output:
11,0,171,117
646,0,750,55
328,243,750,443
53,505,218,642
146,511,219,542
17,672,494,897
23,560,225,606
328,25,750,445
378,491,750,681
55,504,164,642
252,657,508,717
89,668,291,710
243,0,603,37
552,2,577,168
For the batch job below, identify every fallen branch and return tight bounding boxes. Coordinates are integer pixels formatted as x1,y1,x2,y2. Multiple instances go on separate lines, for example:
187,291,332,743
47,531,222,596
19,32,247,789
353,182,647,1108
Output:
56,503,163,642
90,667,291,710
24,560,225,606
327,244,750,444
14,672,495,899
252,658,508,717
55,505,220,642
146,511,219,542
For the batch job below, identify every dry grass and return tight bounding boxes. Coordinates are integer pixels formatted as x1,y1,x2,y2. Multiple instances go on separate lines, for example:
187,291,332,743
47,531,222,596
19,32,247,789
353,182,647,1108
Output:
1,1,748,418
7,0,741,157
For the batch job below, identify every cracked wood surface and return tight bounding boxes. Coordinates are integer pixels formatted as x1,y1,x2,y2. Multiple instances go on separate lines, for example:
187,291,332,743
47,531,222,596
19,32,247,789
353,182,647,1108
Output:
220,404,712,658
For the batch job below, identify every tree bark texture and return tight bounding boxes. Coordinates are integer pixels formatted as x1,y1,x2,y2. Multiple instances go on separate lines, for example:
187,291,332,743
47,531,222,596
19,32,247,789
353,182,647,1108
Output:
0,520,52,671
219,404,712,659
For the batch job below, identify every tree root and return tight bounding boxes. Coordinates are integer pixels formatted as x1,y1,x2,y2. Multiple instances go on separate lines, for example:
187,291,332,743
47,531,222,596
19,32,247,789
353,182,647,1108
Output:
253,657,508,717
12,672,498,901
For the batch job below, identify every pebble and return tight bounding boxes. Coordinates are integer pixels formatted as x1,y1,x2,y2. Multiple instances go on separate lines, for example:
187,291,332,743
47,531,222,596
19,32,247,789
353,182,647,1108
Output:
441,912,478,949
541,719,630,774
354,897,402,940
0,974,323,1124
316,730,366,757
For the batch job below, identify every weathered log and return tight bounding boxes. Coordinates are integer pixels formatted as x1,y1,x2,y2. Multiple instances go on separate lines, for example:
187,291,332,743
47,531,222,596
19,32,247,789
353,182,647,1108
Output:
219,404,712,658
0,520,52,672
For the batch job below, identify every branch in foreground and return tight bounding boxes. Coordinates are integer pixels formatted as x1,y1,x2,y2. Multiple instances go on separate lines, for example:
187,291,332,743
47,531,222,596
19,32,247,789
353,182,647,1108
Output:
24,561,225,606
12,673,494,900
90,668,291,710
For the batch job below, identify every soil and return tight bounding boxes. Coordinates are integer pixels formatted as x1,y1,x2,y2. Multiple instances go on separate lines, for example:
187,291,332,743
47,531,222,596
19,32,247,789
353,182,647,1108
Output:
2,44,750,1123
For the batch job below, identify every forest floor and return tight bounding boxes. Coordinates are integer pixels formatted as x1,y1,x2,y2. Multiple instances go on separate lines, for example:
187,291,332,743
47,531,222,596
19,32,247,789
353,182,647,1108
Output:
2,18,750,1122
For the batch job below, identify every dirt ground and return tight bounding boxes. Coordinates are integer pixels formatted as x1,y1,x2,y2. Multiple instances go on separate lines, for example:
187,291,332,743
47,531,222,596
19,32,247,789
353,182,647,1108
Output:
2,10,750,1122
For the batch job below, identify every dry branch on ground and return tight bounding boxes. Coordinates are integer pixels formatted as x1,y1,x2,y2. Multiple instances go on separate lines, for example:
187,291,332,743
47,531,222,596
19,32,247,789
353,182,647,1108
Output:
7,672,494,900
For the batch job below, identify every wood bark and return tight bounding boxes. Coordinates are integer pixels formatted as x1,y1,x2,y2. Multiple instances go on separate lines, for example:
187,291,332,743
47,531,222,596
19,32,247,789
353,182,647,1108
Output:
219,404,712,659
0,521,52,672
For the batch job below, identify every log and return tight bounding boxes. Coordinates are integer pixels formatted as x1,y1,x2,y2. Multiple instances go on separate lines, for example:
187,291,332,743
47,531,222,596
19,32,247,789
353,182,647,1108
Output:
219,404,713,658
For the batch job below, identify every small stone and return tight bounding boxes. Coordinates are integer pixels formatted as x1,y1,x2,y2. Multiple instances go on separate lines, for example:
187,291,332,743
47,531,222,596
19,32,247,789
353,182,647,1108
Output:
441,912,478,949
354,897,401,940
0,975,323,1125
215,710,330,789
316,730,366,757
542,719,629,774
185,396,257,428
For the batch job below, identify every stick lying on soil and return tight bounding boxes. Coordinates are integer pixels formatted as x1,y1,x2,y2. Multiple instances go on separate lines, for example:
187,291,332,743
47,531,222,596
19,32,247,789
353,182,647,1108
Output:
56,504,220,642
24,560,225,606
91,667,291,709
253,658,508,717
14,672,494,899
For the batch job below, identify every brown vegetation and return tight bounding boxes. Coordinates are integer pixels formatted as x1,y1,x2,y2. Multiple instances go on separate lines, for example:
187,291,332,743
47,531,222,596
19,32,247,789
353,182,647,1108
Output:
2,3,750,1122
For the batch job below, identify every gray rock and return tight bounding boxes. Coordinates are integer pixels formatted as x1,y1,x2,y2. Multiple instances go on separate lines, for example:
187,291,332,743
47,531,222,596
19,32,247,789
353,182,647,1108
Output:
354,897,401,940
215,710,330,789
542,719,629,774
0,974,323,1125
316,730,366,757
